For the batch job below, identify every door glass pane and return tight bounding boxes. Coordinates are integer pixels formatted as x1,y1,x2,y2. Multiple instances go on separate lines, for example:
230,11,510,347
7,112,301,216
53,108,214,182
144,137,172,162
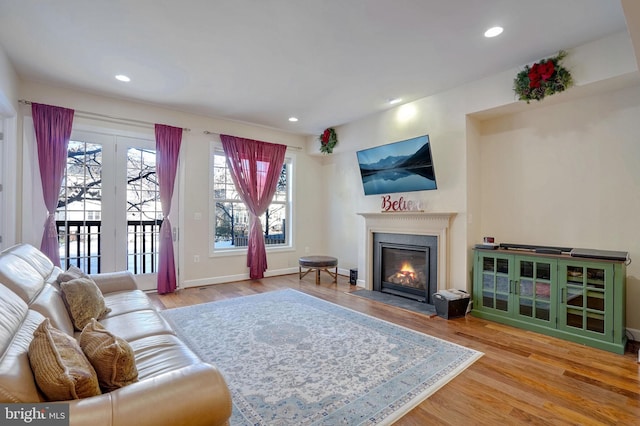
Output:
520,279,533,297
482,291,494,308
56,141,103,273
567,266,583,284
520,261,533,278
586,312,605,333
126,148,160,274
483,257,494,272
482,273,494,291
496,276,509,293
566,287,583,307
587,268,605,289
535,282,551,301
535,301,550,321
566,308,583,329
586,291,604,311
536,263,551,280
496,293,509,311
497,258,509,274
519,299,532,317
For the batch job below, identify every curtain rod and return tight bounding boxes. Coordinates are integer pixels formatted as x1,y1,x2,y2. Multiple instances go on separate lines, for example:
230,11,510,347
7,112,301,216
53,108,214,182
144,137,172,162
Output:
19,99,190,132
203,130,302,150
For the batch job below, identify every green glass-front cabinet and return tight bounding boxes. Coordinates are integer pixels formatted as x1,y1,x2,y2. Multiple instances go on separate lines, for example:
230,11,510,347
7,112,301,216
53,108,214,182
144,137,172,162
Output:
472,249,626,354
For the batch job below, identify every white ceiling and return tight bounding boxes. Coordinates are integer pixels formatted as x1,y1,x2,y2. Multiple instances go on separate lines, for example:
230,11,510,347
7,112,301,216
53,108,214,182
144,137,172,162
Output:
0,0,629,135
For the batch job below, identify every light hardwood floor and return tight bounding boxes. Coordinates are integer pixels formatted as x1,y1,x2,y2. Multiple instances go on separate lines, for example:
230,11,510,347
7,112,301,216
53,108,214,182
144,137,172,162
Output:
149,274,640,425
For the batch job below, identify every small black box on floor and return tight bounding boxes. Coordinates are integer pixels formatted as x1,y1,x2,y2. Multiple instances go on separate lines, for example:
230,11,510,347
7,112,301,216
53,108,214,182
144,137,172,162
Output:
433,290,470,319
349,268,358,285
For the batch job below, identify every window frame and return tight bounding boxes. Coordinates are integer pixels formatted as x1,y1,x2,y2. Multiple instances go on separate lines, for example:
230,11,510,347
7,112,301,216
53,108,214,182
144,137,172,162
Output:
209,141,294,257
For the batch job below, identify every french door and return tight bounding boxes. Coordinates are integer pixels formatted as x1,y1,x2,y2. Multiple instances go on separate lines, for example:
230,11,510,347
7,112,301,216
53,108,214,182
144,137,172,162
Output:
56,130,163,290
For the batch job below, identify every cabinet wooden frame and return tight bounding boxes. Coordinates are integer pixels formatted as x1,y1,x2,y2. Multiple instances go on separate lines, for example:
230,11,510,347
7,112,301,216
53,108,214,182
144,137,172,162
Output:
472,249,626,354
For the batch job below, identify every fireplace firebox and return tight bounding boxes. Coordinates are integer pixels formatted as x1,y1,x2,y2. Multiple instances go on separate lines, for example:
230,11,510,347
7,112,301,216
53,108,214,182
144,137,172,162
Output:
373,233,438,303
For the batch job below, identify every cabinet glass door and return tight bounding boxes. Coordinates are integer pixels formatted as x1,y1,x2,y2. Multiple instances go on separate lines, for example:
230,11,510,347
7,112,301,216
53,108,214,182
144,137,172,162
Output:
515,257,556,325
478,253,512,312
559,261,613,340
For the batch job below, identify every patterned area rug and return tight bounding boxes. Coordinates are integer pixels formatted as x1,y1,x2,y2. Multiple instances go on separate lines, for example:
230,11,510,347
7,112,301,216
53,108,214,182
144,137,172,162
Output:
161,289,482,425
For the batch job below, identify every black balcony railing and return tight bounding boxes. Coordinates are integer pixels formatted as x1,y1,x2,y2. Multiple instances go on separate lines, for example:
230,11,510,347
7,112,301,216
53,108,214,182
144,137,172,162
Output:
233,234,285,246
56,219,162,274
128,219,162,274
56,220,102,273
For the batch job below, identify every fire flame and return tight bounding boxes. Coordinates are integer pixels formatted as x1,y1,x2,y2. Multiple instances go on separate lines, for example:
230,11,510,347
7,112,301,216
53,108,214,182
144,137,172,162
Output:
400,261,415,274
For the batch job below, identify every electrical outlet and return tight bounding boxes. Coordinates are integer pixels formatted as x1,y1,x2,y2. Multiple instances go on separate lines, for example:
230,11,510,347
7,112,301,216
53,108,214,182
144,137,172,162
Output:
194,255,200,263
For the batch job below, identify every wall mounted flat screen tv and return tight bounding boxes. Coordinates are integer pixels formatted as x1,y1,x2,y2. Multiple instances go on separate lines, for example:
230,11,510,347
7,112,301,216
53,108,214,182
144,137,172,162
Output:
356,135,437,196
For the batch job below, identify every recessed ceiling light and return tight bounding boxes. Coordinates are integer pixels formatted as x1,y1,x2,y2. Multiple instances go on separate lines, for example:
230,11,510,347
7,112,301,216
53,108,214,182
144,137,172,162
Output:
288,117,299,122
115,74,131,82
388,98,402,105
484,26,503,38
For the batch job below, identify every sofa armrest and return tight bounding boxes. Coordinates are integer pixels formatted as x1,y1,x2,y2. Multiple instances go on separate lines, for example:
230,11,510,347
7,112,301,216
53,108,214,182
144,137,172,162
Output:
90,271,138,294
67,363,232,426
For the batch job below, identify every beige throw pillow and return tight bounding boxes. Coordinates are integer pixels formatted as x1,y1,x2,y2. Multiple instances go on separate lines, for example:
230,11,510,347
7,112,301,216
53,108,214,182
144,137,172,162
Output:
80,319,139,391
28,318,101,401
57,265,88,283
60,277,111,330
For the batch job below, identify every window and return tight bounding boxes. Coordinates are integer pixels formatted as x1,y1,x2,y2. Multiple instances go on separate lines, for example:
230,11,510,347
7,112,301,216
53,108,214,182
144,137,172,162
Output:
211,147,291,251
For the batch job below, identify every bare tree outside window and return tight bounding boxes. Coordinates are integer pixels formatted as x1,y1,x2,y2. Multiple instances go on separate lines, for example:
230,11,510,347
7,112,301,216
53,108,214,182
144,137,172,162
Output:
126,147,162,274
212,151,290,249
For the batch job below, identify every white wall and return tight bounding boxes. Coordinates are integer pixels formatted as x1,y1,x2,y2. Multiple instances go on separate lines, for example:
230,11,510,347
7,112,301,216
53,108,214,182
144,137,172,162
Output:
17,80,326,286
324,31,640,330
9,28,640,332
0,43,18,116
478,82,640,330
0,43,19,250
324,90,471,289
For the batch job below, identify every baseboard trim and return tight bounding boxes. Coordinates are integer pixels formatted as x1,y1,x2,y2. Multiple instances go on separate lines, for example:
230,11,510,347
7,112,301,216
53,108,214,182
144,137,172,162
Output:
181,267,349,289
626,327,640,342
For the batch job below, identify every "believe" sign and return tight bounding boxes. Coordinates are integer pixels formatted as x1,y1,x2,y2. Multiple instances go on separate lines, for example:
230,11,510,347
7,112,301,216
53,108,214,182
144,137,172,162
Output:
381,195,424,212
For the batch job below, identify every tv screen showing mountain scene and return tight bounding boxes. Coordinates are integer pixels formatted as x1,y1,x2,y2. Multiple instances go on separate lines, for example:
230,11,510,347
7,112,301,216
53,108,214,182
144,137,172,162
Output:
356,135,437,196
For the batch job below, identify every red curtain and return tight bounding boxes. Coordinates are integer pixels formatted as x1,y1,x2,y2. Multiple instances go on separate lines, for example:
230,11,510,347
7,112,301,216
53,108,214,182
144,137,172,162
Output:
220,135,286,279
32,103,75,267
155,124,182,294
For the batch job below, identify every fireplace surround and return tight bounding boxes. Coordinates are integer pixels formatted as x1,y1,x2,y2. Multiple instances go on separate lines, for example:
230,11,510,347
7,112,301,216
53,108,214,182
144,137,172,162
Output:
373,232,438,303
357,212,455,294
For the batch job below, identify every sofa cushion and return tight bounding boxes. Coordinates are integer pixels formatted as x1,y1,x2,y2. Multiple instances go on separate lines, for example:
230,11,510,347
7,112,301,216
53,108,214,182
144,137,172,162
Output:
80,319,138,391
99,310,175,342
28,318,101,401
0,254,46,304
102,289,156,317
3,243,55,280
128,334,202,380
0,285,45,403
60,277,112,331
29,283,75,336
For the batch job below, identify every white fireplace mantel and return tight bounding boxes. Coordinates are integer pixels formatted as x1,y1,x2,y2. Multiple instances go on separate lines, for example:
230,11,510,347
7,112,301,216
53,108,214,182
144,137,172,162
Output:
356,212,456,292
